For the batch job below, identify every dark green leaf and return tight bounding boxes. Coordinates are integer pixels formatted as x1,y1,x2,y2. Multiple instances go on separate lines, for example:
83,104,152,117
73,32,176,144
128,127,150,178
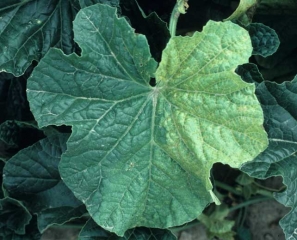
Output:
252,7,297,81
0,197,32,235
27,4,267,236
0,215,41,240
0,121,20,148
3,133,69,194
0,0,80,76
241,76,297,239
3,133,82,214
236,63,264,84
37,204,86,233
24,181,83,213
249,23,280,57
78,219,176,240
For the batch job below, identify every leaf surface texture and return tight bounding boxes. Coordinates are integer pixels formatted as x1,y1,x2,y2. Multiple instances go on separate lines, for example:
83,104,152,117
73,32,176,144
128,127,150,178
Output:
27,4,268,235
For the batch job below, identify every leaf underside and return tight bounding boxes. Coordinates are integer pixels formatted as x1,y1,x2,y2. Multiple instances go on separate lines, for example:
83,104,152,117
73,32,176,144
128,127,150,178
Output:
27,4,268,236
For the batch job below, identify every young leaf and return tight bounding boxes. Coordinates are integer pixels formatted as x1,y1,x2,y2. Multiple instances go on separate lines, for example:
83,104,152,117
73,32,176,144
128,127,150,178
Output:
248,23,280,57
198,204,235,240
0,0,80,76
241,76,297,240
78,219,176,240
27,4,267,236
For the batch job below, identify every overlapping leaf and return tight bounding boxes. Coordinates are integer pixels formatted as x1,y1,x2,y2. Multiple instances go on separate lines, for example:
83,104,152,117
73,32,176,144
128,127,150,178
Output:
27,4,267,236
241,76,297,240
248,23,280,57
0,197,32,236
3,133,86,234
0,0,80,76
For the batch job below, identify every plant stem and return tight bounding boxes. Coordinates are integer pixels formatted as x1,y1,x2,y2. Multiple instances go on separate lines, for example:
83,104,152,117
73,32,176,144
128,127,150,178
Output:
253,181,286,192
169,2,180,37
213,180,242,196
229,196,272,212
170,220,200,232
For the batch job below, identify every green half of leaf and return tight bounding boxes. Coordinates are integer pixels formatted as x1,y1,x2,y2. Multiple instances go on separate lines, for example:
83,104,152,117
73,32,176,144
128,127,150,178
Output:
27,3,268,236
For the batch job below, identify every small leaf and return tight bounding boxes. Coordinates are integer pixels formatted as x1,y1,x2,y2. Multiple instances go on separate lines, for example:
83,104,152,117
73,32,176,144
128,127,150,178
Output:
78,219,176,240
241,76,297,239
37,205,86,233
0,197,32,235
27,4,267,236
0,0,80,76
198,204,235,240
248,23,280,57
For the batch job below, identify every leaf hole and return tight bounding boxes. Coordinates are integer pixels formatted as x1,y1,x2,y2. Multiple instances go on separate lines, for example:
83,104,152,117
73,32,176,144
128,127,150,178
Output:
149,78,156,87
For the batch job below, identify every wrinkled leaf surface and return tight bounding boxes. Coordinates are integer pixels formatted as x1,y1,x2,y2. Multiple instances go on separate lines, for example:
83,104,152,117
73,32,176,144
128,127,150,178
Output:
27,4,267,236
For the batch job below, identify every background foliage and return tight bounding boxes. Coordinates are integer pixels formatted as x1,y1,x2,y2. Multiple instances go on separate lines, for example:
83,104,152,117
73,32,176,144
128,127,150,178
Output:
1,0,297,239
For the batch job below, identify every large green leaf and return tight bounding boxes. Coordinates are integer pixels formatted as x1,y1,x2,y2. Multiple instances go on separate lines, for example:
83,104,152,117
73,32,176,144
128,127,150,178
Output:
0,0,80,76
241,76,297,239
27,4,267,236
79,219,176,240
